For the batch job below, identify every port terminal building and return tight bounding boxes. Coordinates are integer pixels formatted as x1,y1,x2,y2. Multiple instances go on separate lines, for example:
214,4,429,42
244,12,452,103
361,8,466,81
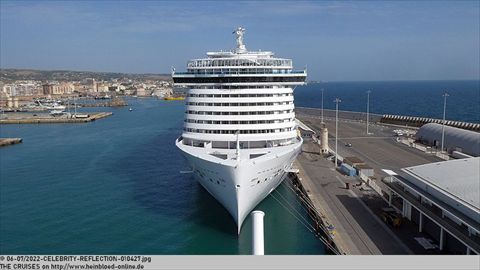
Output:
382,157,480,254
415,123,480,157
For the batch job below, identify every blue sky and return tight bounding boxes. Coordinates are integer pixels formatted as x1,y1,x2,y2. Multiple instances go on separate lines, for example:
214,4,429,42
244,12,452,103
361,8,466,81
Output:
0,0,479,81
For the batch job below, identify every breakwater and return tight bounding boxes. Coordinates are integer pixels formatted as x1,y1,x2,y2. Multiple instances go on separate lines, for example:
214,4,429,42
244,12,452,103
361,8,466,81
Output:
381,114,480,131
296,107,480,131
0,112,113,124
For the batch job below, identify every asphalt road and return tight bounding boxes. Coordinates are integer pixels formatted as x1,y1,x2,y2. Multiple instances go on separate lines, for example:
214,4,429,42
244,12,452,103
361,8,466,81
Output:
297,113,442,179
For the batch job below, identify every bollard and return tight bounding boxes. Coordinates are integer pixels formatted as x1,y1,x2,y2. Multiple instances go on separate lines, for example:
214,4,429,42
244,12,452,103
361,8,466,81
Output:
251,210,265,255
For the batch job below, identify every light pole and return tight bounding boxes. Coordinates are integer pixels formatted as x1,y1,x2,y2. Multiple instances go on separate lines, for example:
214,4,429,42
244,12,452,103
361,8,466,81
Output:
366,90,371,135
334,98,341,168
321,88,324,124
441,92,449,153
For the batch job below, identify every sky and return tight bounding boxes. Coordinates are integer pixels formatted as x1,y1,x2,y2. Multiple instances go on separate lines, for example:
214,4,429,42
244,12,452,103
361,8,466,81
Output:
0,0,479,81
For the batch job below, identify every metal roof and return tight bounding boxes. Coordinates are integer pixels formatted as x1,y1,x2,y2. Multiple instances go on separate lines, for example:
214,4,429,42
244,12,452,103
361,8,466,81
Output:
415,123,480,156
401,157,480,211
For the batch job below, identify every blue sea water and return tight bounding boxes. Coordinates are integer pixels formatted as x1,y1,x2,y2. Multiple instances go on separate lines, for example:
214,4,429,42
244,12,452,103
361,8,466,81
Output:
295,80,479,123
0,98,324,255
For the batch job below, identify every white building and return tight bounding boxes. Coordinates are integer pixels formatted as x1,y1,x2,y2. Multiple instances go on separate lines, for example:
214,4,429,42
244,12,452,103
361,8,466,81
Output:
383,157,480,254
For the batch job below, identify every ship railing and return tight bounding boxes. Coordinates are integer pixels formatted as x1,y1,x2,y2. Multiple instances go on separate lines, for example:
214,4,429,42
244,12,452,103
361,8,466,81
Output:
187,59,293,68
173,70,306,76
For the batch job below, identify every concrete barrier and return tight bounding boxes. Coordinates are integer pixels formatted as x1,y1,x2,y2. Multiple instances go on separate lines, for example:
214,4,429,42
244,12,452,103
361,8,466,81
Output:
380,114,479,132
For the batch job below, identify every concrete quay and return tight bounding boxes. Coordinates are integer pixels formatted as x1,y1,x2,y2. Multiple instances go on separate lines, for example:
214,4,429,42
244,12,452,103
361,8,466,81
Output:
295,140,412,254
0,112,113,124
75,97,128,107
292,109,453,254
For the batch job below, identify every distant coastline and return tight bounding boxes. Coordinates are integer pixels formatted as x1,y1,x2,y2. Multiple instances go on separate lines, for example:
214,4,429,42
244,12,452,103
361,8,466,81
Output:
2,68,478,84
0,68,172,82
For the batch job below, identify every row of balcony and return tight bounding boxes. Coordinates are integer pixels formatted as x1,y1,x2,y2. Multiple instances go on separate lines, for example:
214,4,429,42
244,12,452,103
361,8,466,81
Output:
174,70,306,75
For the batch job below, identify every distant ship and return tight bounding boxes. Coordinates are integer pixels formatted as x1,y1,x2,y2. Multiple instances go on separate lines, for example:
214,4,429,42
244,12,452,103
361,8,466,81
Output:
36,100,66,111
94,94,111,100
172,27,307,233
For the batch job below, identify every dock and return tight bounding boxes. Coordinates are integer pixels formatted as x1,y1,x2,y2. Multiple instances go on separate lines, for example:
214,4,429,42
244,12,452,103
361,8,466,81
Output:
294,141,411,254
0,138,23,147
75,97,128,107
0,112,113,124
293,108,450,254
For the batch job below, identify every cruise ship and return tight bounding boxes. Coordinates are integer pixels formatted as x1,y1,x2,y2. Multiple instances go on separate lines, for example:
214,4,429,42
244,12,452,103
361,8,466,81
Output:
173,28,307,233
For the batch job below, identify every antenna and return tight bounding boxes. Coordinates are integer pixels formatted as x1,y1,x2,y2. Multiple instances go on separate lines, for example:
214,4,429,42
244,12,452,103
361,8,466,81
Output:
233,27,247,53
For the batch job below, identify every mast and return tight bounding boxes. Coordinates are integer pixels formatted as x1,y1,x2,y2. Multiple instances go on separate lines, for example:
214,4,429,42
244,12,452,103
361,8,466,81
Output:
74,96,77,116
233,27,247,54
236,130,240,161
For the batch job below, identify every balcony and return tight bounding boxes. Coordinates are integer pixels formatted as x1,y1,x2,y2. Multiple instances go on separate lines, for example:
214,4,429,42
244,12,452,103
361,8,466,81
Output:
173,70,306,76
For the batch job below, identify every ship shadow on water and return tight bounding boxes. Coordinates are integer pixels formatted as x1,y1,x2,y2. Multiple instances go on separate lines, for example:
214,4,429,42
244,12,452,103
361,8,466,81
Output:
113,130,237,236
190,181,238,235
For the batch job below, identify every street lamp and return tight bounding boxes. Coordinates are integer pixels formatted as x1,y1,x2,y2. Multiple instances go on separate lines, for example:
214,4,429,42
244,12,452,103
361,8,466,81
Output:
441,92,449,153
366,90,371,135
321,88,325,124
334,98,341,167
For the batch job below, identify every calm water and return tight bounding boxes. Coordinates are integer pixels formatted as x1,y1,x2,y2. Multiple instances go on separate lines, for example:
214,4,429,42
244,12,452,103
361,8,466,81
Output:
296,80,480,123
0,98,324,255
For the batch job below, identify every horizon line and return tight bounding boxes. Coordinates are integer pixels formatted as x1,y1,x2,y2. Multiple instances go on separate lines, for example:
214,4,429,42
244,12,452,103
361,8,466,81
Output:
1,67,479,82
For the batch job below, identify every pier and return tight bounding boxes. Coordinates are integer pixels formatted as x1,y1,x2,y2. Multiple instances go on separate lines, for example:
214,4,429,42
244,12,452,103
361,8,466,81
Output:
292,107,462,254
0,112,113,124
73,97,128,107
0,138,23,147
293,141,412,254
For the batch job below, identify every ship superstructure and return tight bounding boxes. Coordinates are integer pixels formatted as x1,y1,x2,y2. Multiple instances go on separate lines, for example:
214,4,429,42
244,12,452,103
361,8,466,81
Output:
173,27,307,233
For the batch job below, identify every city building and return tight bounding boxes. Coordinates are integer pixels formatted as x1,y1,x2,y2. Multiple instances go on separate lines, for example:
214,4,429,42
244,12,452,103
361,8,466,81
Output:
3,82,41,96
43,82,74,95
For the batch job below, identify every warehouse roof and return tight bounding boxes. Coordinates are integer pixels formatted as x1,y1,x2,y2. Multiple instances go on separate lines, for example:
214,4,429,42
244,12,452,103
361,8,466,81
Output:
401,157,480,211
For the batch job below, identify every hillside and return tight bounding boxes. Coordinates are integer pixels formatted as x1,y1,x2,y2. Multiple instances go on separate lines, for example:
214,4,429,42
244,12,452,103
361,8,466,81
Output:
0,68,172,82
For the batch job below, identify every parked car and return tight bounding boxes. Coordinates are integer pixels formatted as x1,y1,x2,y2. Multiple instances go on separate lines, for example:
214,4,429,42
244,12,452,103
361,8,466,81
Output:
345,143,352,147
381,208,402,227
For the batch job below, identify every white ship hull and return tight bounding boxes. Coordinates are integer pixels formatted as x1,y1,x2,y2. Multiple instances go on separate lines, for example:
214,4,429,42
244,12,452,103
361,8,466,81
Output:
172,27,306,234
176,137,302,233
